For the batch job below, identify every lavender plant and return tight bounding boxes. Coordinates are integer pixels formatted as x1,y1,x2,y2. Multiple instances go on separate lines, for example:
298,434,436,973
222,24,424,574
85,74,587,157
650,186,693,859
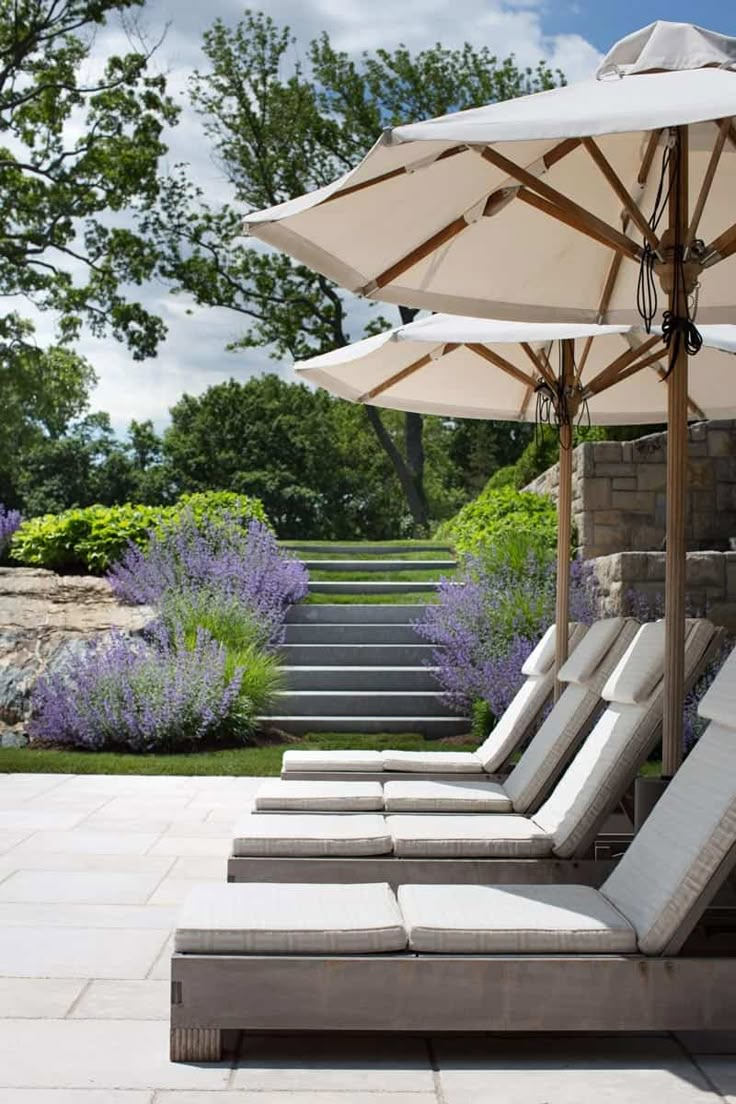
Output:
417,532,596,720
30,628,247,752
108,513,308,646
0,504,21,557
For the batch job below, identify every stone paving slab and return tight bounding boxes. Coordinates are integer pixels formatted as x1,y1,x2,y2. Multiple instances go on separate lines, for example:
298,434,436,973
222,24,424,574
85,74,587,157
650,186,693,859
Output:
0,772,733,1102
69,979,170,1020
0,924,168,978
232,1035,435,1093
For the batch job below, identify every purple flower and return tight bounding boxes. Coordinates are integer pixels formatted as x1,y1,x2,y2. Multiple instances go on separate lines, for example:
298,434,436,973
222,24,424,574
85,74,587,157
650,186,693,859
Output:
416,543,597,720
0,504,21,555
107,512,308,646
30,628,246,752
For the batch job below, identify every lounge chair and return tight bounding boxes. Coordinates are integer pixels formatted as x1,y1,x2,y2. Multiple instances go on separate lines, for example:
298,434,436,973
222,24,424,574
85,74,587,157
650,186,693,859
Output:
171,663,736,1060
256,617,638,814
227,619,723,888
281,621,590,782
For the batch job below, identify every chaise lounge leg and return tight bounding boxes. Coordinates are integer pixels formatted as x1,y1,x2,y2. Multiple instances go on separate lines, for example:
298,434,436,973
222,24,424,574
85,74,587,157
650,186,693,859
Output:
170,1027,222,1062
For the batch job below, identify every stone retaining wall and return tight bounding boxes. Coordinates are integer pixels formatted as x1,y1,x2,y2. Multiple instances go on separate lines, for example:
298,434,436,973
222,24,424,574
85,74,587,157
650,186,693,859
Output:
525,420,736,560
591,551,736,632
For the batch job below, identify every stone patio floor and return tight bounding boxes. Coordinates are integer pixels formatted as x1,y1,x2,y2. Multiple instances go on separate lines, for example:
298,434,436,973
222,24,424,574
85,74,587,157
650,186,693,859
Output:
1,772,735,1103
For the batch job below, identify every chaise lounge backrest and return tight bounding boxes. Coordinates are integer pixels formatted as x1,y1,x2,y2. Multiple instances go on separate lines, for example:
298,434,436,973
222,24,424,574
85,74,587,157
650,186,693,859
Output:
475,621,589,772
601,645,736,954
533,619,718,859
504,617,639,812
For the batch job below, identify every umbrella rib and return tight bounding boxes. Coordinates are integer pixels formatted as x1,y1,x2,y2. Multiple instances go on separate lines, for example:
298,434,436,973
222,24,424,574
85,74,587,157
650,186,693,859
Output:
702,221,736,268
467,343,537,389
365,138,582,292
515,188,640,262
518,382,535,419
593,130,661,323
323,147,466,205
685,119,731,252
583,334,663,396
356,344,457,403
519,342,556,388
480,146,641,261
582,138,659,252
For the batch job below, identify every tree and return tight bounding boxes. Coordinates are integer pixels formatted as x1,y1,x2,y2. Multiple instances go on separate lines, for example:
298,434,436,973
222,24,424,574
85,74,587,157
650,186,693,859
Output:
147,11,562,532
15,413,171,515
162,374,414,539
0,0,178,358
0,314,95,505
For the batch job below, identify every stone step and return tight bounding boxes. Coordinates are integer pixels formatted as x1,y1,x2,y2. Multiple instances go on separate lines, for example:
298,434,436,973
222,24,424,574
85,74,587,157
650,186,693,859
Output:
303,559,456,573
280,543,452,555
287,604,427,624
274,691,458,718
282,666,440,691
280,643,436,666
309,580,441,594
283,623,424,645
259,715,470,736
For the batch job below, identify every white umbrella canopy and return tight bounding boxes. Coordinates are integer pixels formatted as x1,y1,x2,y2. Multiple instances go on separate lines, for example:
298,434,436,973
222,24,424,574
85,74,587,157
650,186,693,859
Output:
245,23,736,326
296,317,736,423
245,20,736,773
295,316,736,694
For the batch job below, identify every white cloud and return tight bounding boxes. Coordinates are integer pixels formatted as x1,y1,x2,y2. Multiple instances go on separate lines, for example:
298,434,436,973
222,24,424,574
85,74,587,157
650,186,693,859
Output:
38,0,603,431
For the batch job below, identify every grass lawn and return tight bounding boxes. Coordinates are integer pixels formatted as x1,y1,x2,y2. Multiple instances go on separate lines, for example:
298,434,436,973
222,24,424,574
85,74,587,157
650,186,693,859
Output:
0,731,478,777
279,540,452,551
297,550,456,562
308,568,456,583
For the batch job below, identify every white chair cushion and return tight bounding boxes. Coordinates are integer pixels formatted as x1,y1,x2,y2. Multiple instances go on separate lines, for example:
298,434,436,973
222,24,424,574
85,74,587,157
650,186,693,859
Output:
602,720,736,955
398,883,636,954
474,674,552,773
537,618,716,859
282,750,384,773
697,644,736,728
505,620,640,813
534,701,660,859
601,621,666,704
380,750,483,773
232,814,392,857
557,617,626,685
388,814,553,857
176,882,407,954
384,780,511,813
255,779,384,812
521,624,558,676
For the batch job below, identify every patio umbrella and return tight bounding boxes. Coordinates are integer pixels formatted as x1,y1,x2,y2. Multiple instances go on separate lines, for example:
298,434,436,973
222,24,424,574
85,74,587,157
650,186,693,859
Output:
243,21,736,773
295,315,736,696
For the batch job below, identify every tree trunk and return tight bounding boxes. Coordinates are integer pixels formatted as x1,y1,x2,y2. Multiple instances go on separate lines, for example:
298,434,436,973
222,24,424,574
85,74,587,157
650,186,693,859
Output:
362,404,430,532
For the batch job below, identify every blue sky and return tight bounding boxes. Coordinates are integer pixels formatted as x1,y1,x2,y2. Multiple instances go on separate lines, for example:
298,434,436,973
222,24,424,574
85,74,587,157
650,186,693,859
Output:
29,1,735,433
551,2,734,48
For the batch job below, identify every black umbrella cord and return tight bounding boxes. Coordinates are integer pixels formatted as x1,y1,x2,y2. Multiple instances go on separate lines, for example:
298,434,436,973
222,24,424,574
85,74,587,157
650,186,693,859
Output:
534,344,589,449
636,129,702,375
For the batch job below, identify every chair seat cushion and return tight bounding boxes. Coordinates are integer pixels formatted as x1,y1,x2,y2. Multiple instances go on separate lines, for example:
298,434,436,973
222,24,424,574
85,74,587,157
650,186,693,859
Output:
398,883,636,953
380,750,484,773
384,780,512,813
388,814,552,857
282,750,384,773
232,814,393,857
176,882,407,954
255,779,384,812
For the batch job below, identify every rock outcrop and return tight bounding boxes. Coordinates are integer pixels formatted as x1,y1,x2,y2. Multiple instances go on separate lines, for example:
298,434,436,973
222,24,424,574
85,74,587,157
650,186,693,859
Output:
0,568,152,747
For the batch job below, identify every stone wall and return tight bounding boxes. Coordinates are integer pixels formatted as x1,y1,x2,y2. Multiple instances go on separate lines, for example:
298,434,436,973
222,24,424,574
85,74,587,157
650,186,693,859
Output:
591,551,736,633
0,568,151,747
525,420,736,560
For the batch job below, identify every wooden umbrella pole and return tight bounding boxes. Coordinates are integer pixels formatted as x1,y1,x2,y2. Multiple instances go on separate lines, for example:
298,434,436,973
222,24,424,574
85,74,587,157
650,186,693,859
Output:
554,338,576,700
662,126,690,777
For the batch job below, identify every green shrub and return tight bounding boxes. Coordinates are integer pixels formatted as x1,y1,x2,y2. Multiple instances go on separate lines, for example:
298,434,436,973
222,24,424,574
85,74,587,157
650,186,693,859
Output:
11,491,267,573
435,485,558,555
